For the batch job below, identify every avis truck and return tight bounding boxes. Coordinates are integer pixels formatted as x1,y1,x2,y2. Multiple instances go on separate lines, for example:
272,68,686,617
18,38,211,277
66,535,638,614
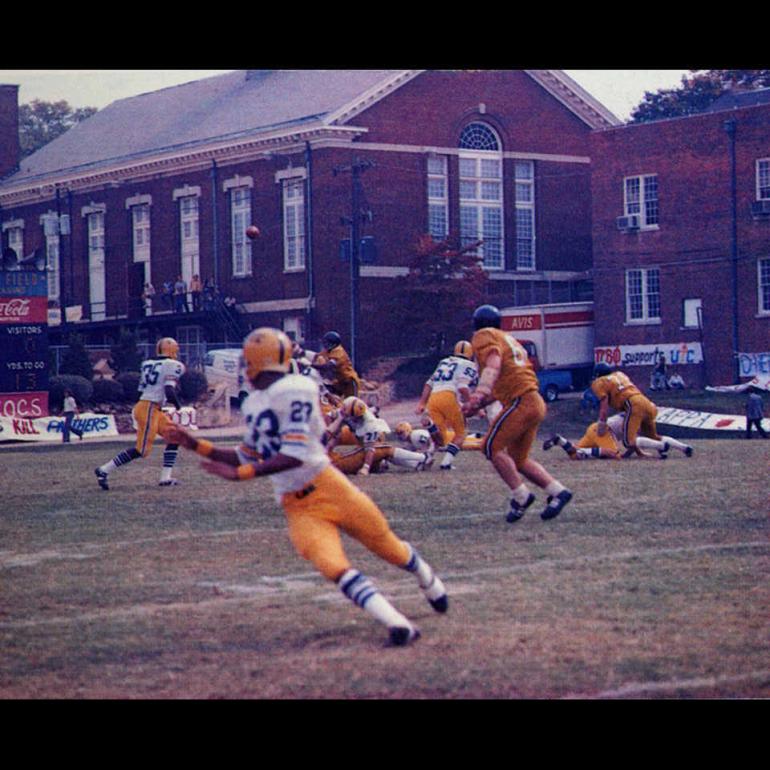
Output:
499,302,595,401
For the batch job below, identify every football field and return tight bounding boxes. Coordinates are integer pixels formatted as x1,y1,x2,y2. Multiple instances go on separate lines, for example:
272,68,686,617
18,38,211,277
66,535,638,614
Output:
1,433,768,699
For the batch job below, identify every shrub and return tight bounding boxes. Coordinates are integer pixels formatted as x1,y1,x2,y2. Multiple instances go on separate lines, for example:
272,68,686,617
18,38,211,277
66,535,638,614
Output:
179,369,208,403
110,328,143,374
48,375,93,412
91,378,125,404
116,372,141,403
58,334,94,380
392,355,441,400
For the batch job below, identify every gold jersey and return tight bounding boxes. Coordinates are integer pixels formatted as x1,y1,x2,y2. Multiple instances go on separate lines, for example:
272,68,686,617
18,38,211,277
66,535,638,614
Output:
471,327,539,404
326,345,360,387
591,371,642,411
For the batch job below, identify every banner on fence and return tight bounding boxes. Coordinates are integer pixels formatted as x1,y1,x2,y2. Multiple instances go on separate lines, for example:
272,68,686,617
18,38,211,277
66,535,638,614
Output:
0,412,119,442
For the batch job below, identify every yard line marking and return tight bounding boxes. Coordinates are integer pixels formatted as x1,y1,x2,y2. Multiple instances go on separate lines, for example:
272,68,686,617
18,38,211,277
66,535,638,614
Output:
568,670,770,699
1,540,766,630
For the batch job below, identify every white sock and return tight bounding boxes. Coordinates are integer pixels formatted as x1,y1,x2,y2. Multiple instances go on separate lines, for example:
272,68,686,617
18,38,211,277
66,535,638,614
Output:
512,483,533,505
404,544,433,589
544,480,566,497
636,436,668,452
574,448,594,460
660,435,688,451
391,447,424,469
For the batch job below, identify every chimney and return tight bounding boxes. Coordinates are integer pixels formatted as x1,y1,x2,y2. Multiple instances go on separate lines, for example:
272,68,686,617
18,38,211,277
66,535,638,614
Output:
0,84,20,179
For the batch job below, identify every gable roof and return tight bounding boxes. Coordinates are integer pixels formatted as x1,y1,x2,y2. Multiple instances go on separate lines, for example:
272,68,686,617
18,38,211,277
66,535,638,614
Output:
1,69,619,194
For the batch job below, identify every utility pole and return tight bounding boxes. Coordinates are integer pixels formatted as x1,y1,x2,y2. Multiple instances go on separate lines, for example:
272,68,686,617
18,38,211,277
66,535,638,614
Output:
333,158,373,369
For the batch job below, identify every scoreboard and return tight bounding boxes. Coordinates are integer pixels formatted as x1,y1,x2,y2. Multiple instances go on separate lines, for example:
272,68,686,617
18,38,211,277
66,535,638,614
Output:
0,269,50,418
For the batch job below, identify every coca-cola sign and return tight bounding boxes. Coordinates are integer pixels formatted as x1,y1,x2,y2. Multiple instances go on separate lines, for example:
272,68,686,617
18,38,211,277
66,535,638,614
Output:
0,298,31,318
0,296,47,324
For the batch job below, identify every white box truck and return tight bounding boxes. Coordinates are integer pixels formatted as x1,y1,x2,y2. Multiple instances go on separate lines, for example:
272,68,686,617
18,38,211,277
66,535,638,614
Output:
499,302,595,401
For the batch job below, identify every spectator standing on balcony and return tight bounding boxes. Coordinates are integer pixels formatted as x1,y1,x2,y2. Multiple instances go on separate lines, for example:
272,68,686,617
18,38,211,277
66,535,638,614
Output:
203,276,217,311
141,282,155,315
161,280,174,311
174,275,189,313
190,274,203,312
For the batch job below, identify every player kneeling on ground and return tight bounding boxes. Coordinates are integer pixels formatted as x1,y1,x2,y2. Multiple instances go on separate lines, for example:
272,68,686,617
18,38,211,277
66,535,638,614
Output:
164,327,448,647
326,396,433,476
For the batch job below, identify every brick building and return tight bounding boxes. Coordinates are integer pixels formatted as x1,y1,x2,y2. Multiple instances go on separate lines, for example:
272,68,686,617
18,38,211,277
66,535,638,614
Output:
0,70,617,368
590,89,770,387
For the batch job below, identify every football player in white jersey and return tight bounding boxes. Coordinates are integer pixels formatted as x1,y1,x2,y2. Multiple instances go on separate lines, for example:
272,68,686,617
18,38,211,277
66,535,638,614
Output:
95,337,186,490
395,421,435,453
164,327,448,647
416,340,478,470
326,397,433,475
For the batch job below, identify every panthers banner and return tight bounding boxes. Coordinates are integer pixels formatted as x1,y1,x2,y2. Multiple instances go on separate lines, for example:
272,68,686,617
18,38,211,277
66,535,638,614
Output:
0,412,119,442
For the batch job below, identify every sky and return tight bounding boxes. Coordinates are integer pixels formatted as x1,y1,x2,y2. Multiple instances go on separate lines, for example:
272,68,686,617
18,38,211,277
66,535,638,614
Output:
0,69,692,122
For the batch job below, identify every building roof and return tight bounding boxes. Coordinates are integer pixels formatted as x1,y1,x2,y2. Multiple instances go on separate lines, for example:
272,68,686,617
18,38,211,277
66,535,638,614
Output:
1,69,620,195
706,87,770,113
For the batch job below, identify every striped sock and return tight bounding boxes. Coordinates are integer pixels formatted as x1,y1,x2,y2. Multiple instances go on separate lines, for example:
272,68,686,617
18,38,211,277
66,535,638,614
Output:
403,544,434,589
440,443,459,467
338,569,410,628
161,445,179,482
100,448,140,474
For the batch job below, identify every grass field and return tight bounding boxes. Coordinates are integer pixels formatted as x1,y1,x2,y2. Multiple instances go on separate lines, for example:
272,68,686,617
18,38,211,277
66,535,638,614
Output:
1,409,767,700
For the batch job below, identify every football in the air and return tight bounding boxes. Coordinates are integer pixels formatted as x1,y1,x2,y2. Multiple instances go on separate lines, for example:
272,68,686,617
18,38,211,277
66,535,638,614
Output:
245,225,260,239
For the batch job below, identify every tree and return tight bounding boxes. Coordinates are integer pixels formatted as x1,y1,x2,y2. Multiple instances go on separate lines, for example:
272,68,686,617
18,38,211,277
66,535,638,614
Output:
387,234,487,354
109,328,143,374
59,333,94,380
630,70,770,123
19,99,97,158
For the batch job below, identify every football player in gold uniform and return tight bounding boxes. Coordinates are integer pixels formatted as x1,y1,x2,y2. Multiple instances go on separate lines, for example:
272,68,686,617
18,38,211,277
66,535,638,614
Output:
590,362,675,457
462,305,573,523
164,328,448,647
315,331,361,399
95,337,185,490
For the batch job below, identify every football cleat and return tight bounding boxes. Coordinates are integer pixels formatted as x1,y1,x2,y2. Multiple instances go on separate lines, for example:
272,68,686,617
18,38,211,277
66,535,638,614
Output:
159,479,179,487
684,446,693,457
156,337,180,359
388,625,421,647
439,463,453,471
94,468,110,491
422,575,449,613
542,434,561,451
541,489,573,520
658,450,668,460
506,492,536,523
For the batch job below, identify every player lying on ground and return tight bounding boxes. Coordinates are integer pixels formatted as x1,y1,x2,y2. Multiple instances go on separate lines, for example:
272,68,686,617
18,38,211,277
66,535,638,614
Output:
325,396,433,476
415,340,479,471
543,414,693,460
164,327,448,647
95,337,185,490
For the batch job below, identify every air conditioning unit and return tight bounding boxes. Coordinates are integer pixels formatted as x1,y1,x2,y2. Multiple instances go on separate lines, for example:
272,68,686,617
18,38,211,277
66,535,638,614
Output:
750,199,770,217
616,215,640,231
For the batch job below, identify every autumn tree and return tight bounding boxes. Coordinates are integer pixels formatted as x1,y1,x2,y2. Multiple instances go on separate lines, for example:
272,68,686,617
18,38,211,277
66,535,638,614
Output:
630,70,770,123
387,234,487,355
19,99,98,158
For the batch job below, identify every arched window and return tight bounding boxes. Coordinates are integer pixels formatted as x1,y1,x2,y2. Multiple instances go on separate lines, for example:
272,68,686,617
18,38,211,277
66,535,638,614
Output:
458,122,504,270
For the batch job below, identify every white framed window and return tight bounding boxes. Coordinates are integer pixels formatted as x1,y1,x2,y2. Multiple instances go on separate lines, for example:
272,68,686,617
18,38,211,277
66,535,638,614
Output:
626,268,661,323
283,315,306,343
5,225,23,262
756,159,770,200
131,204,151,263
459,123,504,270
759,257,770,315
515,161,535,270
682,297,702,329
282,178,306,271
427,154,449,240
179,195,200,286
624,174,659,228
230,186,252,277
41,214,60,302
87,210,106,320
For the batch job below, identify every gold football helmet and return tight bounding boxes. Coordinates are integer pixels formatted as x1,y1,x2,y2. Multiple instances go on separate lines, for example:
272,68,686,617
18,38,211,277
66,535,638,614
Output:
242,327,292,383
156,337,180,359
454,340,473,359
341,396,367,419
395,421,412,441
